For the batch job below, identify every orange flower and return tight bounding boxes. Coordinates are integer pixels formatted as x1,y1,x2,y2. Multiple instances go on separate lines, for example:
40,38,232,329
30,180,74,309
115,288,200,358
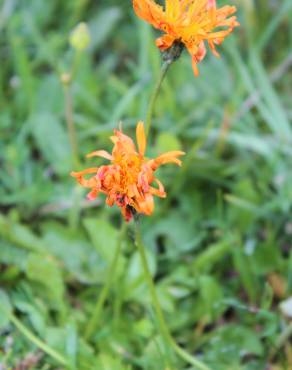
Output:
71,122,185,221
132,0,239,76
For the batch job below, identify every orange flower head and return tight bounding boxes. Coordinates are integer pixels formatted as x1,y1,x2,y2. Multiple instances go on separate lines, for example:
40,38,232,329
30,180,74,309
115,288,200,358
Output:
71,122,185,221
133,0,239,76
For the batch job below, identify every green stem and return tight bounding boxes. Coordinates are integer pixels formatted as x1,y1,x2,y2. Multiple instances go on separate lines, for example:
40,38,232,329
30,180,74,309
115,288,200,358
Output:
145,42,184,137
71,50,82,81
61,49,83,167
134,220,171,342
63,82,79,167
84,222,127,340
9,313,69,367
145,60,171,137
269,321,292,360
134,220,212,370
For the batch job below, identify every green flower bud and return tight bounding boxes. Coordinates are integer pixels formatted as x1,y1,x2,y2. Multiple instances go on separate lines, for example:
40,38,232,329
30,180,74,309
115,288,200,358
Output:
69,22,90,51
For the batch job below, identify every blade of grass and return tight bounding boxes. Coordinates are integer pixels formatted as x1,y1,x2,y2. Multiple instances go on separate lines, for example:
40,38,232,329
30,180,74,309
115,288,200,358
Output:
257,0,292,52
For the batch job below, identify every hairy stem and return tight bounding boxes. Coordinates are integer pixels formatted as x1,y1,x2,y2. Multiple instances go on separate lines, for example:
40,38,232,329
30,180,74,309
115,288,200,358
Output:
134,219,211,370
269,321,292,361
145,42,184,137
9,313,69,367
145,60,171,137
63,82,79,167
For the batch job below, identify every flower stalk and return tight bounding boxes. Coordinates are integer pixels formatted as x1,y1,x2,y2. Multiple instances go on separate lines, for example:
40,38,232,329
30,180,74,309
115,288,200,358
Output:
9,312,69,367
62,22,90,167
134,218,211,370
145,42,184,137
62,77,80,168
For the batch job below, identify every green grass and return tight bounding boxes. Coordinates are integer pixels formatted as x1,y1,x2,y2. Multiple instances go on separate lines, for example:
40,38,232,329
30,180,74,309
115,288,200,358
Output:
0,0,292,369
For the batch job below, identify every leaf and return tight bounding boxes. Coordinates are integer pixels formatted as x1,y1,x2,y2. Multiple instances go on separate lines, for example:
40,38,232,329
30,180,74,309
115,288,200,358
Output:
41,221,105,284
95,353,126,370
123,249,156,303
110,79,146,122
133,318,154,339
143,335,172,368
250,51,291,139
14,300,46,336
192,238,233,272
0,241,28,270
89,8,122,51
65,324,78,369
45,327,67,354
206,324,264,366
0,290,12,329
83,218,126,278
252,242,282,275
0,214,48,253
25,253,65,310
35,75,63,114
198,275,224,320
156,132,182,153
232,245,258,302
30,112,71,175
144,213,203,259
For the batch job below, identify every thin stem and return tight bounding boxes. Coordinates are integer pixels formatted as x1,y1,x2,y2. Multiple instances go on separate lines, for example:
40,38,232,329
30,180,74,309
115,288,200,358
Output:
134,220,212,370
145,42,184,137
134,220,171,342
70,50,82,81
145,60,171,137
61,49,83,167
269,321,292,361
9,313,69,367
84,222,127,340
63,82,79,167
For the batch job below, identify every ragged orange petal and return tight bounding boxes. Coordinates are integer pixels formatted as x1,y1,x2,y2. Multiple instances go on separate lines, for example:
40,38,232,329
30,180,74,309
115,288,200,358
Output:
133,0,165,29
87,188,99,200
86,150,113,161
132,0,239,77
165,0,180,19
149,178,166,198
156,34,176,51
136,121,146,156
192,57,199,76
138,193,154,215
70,168,98,177
154,151,185,167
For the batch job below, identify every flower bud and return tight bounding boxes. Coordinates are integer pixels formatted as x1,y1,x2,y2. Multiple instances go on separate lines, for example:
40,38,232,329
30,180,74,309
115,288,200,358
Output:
69,22,90,51
60,72,71,85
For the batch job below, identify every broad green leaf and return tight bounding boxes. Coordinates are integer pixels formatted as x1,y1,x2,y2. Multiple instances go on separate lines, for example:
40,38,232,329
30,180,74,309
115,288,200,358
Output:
14,300,46,336
0,214,47,253
41,221,105,283
89,8,122,51
206,324,264,365
26,253,65,310
30,112,71,175
198,275,224,320
0,290,12,329
0,241,28,270
83,218,126,278
156,132,182,153
124,249,156,303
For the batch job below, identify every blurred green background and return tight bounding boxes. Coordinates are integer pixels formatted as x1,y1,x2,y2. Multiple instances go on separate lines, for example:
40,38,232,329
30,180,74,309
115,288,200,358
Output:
0,0,292,369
